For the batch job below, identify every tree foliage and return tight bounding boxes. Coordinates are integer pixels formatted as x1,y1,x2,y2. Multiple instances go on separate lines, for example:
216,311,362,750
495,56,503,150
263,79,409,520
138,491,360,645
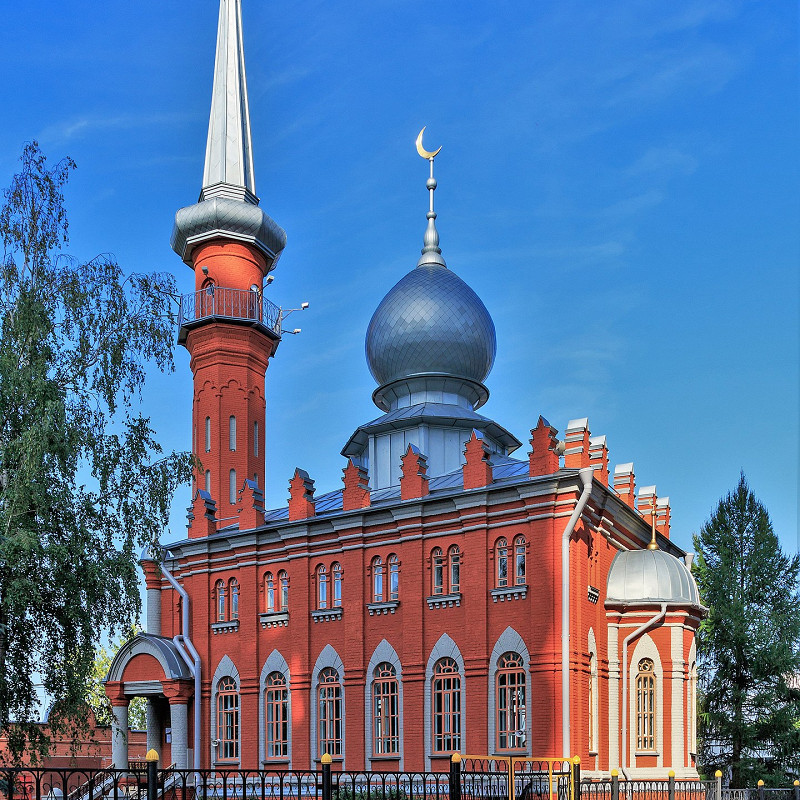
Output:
0,142,193,759
693,474,800,786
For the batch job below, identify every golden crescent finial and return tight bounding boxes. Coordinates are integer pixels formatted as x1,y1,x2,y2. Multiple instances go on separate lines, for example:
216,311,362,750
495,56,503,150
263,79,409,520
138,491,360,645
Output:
416,127,442,160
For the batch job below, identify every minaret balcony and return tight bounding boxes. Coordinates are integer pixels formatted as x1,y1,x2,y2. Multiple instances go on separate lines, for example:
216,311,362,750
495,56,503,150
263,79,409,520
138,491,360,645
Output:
178,287,281,343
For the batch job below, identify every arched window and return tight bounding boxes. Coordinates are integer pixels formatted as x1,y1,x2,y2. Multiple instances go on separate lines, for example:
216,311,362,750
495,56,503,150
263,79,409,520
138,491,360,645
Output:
496,538,509,587
372,557,384,603
432,657,461,753
496,652,526,751
254,421,259,457
229,469,237,505
265,572,275,613
205,470,211,493
332,563,343,608
229,578,239,621
588,652,597,754
432,548,444,595
449,545,461,594
514,535,526,585
317,565,328,610
372,662,399,756
205,416,211,452
265,671,288,759
217,677,239,760
279,570,289,612
229,415,236,451
636,658,656,752
215,580,226,622
388,554,399,601
318,667,343,756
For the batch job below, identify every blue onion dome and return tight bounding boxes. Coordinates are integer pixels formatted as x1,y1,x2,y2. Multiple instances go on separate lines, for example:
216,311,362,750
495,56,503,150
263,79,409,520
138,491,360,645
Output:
366,264,496,388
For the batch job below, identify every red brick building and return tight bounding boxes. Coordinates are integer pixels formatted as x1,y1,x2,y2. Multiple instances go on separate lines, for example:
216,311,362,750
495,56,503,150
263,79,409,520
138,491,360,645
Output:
107,0,704,779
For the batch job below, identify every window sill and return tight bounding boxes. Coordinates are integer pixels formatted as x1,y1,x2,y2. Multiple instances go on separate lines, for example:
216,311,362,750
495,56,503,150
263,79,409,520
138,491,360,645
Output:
369,754,400,762
211,620,239,634
213,761,240,767
262,759,290,766
260,611,289,628
426,593,461,609
311,608,343,623
367,601,400,616
635,751,660,756
491,585,528,602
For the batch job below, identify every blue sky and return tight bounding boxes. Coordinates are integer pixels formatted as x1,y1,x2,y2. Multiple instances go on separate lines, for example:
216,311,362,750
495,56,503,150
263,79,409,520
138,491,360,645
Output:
1,0,797,560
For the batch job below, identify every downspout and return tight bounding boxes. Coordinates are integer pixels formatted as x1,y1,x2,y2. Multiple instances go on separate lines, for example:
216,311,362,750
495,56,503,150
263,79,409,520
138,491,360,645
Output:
561,467,595,757
620,603,667,776
160,555,202,772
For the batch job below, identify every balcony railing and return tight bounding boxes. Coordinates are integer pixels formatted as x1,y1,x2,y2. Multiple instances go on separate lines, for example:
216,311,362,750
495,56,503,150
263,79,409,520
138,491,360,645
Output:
178,287,282,338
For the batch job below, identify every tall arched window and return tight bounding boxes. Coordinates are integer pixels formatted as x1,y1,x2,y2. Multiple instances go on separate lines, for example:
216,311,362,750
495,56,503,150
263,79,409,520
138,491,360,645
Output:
229,578,239,621
432,657,461,753
332,563,343,608
205,416,211,452
496,652,526,751
205,470,211,493
279,570,289,612
265,671,288,759
215,580,226,622
432,548,444,595
372,557,384,603
265,572,275,613
229,415,236,451
449,545,461,594
372,662,399,756
388,554,399,601
514,535,526,585
317,565,328,610
318,667,343,756
636,658,656,752
496,538,509,587
254,421,259,457
229,469,237,505
588,652,597,753
217,677,239,760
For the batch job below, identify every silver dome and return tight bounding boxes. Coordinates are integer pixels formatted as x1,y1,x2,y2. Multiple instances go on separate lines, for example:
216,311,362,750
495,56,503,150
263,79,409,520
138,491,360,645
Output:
606,549,701,607
365,264,496,389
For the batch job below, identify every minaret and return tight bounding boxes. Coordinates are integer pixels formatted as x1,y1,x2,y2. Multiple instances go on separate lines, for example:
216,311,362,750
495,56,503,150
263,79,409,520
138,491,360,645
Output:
172,0,286,537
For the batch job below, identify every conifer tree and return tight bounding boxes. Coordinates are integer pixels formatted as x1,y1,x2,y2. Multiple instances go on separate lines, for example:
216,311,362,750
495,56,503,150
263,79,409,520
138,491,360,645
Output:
693,474,800,786
0,142,193,759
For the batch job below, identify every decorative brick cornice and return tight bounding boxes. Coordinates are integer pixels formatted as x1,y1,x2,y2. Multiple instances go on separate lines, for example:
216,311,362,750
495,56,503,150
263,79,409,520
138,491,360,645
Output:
463,429,493,490
564,417,590,469
288,468,316,521
588,434,609,486
529,416,560,476
187,489,217,538
400,444,429,501
238,478,265,531
342,458,370,511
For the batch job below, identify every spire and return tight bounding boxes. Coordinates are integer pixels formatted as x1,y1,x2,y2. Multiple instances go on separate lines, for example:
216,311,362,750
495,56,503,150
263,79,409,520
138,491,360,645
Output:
201,0,257,204
415,127,446,268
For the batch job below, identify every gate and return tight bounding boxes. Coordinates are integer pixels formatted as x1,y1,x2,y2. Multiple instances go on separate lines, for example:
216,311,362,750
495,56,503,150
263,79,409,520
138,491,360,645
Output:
457,755,578,800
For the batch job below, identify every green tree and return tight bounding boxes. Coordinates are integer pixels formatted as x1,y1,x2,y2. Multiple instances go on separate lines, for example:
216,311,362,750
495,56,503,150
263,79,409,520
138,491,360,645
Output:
85,632,146,731
693,474,800,786
0,142,193,759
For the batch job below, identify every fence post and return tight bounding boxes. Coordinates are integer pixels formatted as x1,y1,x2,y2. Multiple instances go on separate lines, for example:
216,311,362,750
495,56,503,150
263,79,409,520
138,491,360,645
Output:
146,749,159,800
668,771,675,800
449,754,462,800
321,753,332,800
610,770,619,800
572,757,581,800
758,781,764,800
794,779,799,800
715,770,722,800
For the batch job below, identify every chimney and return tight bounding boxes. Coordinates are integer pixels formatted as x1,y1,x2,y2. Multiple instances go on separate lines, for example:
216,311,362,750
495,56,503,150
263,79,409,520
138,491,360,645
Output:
288,468,316,521
238,479,265,531
187,489,218,538
400,444,430,501
342,458,371,511
638,485,657,524
613,463,636,509
656,496,671,540
564,418,590,469
463,429,493,490
529,416,560,476
588,434,609,486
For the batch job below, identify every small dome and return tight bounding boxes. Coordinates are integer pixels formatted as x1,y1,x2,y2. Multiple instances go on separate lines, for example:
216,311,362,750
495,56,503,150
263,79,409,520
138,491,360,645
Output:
605,548,701,607
366,264,496,389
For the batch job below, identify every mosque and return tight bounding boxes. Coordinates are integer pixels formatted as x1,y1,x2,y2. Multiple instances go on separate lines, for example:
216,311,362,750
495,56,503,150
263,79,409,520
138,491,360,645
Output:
105,0,705,778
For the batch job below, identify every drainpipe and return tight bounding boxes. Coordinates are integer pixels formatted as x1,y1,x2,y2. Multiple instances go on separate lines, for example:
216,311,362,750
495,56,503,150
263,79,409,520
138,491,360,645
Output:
620,603,667,776
160,554,202,773
562,467,595,757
